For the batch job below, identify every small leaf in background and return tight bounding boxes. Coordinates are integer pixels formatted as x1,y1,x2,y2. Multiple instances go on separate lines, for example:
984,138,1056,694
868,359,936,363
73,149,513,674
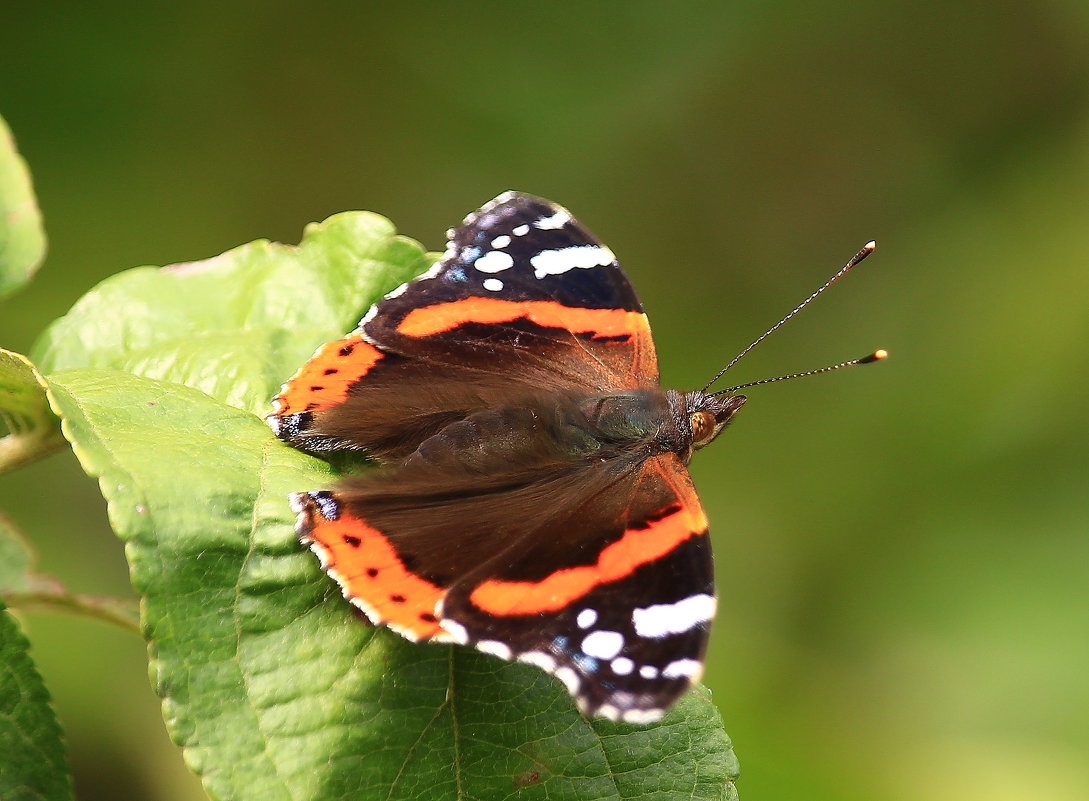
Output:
0,511,34,593
0,600,77,801
32,212,434,416
0,114,46,299
0,510,139,631
45,367,739,801
0,348,63,474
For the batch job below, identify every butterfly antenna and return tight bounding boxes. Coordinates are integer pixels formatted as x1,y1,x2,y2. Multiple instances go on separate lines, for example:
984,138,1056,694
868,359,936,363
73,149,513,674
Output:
701,241,877,393
710,349,887,395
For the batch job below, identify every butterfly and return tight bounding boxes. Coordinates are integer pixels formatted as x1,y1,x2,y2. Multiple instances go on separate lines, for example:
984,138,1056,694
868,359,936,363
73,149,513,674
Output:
268,191,881,724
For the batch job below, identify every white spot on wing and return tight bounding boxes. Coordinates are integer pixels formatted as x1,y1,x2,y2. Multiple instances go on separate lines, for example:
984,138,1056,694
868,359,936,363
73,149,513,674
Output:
360,304,379,325
482,278,504,292
632,593,716,639
474,250,514,273
662,658,702,679
485,190,517,210
491,235,511,248
581,630,624,660
596,703,621,721
622,708,664,725
384,282,409,300
512,224,530,236
554,666,581,694
417,261,444,281
440,620,470,644
517,651,557,672
529,245,616,279
534,209,571,230
477,640,513,661
576,608,598,629
639,665,659,679
610,657,634,675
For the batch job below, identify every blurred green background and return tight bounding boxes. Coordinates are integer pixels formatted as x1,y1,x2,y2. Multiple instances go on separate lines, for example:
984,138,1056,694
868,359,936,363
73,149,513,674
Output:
2,3,1088,799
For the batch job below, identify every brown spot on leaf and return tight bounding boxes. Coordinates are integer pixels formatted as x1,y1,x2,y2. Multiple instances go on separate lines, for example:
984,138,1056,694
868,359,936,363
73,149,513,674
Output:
513,771,541,788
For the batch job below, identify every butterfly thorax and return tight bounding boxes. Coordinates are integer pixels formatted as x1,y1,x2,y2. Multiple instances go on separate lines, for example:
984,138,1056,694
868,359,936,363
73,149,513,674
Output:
577,389,681,458
446,383,744,465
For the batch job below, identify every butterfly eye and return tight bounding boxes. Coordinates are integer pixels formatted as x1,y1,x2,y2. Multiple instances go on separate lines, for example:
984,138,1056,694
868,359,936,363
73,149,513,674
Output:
690,410,717,447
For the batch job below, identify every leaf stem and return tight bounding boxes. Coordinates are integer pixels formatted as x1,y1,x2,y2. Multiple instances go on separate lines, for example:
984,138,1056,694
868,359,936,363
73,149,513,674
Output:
4,582,141,634
0,429,68,473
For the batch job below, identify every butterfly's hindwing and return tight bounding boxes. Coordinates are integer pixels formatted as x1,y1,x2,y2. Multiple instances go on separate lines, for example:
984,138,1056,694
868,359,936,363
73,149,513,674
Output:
437,450,714,722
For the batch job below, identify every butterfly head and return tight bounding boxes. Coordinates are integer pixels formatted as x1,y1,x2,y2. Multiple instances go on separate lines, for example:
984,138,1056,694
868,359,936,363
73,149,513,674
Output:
673,390,747,461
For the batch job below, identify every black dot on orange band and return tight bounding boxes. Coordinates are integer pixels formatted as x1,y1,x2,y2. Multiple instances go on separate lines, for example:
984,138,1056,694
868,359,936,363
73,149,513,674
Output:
365,568,379,578
419,612,438,623
323,368,338,375
342,534,362,547
339,344,354,356
309,385,324,391
390,594,406,603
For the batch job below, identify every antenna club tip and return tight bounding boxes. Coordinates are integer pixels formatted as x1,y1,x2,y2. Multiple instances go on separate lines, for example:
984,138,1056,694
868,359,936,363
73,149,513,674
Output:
860,349,888,364
864,240,877,251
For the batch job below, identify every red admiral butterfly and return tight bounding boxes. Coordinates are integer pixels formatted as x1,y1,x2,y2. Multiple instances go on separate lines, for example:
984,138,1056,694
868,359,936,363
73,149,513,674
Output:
268,192,883,724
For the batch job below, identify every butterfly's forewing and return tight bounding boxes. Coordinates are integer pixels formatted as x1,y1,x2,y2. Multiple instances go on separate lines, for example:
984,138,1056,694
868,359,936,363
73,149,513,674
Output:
362,192,658,388
270,193,658,455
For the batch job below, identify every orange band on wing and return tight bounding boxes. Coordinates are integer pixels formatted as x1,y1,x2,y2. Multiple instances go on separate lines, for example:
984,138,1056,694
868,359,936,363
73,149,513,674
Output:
398,297,646,339
468,504,709,616
273,334,383,416
305,510,447,641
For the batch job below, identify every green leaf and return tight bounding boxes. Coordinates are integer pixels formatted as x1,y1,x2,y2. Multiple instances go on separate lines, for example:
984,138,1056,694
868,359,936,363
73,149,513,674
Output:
45,367,739,800
0,600,76,801
32,212,433,416
0,115,46,299
0,349,64,473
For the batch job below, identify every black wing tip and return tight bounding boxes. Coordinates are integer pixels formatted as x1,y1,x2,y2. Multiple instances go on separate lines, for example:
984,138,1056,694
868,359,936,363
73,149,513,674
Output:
476,190,565,219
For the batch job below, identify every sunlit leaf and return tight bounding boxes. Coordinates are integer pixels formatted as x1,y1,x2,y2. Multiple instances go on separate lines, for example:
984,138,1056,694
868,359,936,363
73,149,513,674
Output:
0,114,46,299
0,349,63,473
0,512,34,593
32,212,433,416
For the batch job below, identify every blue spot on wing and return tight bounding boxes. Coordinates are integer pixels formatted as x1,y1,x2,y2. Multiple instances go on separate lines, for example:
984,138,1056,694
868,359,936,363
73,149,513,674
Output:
445,264,469,283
